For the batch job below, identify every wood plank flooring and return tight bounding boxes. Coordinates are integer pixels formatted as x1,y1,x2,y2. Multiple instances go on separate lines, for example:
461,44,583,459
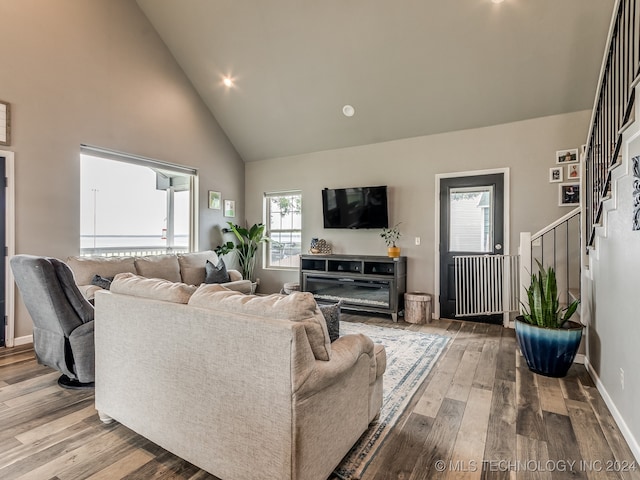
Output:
0,316,638,480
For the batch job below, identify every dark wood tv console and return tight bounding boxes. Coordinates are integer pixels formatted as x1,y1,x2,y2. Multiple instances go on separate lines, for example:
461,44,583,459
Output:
300,254,406,321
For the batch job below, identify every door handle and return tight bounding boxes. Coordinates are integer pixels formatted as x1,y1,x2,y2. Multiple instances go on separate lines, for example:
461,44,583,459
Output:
495,244,502,251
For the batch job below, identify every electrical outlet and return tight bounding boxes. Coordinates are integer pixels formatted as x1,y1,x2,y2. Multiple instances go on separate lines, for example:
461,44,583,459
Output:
415,237,421,246
620,368,625,390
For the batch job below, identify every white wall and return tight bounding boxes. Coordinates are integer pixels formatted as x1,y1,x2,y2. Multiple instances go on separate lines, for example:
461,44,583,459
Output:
0,0,244,338
246,110,591,301
583,116,640,459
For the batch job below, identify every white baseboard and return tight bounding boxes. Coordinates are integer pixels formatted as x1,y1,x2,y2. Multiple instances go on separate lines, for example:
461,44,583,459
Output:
585,357,640,462
13,335,33,347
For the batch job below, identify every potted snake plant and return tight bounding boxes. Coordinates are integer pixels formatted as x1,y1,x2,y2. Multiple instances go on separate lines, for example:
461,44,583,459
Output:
516,260,582,378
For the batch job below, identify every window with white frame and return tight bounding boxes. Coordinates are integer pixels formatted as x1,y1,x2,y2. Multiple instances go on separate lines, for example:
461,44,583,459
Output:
265,191,302,268
80,145,197,257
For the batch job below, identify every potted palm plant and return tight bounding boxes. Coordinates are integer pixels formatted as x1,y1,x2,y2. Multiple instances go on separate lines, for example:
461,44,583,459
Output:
215,222,270,289
380,223,401,258
516,260,582,378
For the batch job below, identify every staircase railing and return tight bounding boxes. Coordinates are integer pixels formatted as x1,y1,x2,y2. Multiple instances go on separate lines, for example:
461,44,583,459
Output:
585,0,640,248
520,207,581,308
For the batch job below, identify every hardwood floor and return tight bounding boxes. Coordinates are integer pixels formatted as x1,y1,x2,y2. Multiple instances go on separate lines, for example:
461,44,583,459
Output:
0,316,638,480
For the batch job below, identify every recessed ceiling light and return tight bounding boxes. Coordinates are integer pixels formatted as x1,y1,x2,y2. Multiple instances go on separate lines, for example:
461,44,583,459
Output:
222,77,233,87
342,105,355,117
492,0,504,3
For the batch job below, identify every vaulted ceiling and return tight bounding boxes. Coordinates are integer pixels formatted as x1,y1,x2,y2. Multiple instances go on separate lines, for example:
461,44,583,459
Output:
136,0,615,162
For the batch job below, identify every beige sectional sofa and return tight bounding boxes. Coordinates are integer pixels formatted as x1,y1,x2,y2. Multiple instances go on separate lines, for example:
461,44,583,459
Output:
94,273,385,480
67,250,252,299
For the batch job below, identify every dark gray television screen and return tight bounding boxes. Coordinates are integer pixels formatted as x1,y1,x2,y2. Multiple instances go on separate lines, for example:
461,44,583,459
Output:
322,186,389,229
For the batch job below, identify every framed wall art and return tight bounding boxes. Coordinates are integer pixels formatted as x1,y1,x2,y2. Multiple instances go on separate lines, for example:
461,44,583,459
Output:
567,163,581,180
549,166,563,183
556,148,578,164
224,200,235,218
559,183,580,206
208,191,221,209
0,101,10,146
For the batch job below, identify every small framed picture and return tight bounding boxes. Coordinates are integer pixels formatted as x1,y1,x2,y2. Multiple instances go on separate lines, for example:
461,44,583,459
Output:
224,200,235,217
566,163,581,180
549,166,563,183
559,183,580,206
556,148,578,164
208,191,221,210
0,100,10,146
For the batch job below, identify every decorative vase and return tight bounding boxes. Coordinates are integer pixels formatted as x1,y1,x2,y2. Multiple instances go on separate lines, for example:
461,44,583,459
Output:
515,316,583,378
387,246,400,258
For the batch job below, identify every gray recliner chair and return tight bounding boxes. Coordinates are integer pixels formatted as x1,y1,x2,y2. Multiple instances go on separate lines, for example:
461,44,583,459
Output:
10,255,95,389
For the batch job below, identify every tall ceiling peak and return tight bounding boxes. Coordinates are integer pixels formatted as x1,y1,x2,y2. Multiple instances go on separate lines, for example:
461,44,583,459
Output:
137,0,615,162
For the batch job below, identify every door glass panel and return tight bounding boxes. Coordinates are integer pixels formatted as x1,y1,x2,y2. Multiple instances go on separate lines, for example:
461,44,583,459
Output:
449,186,494,253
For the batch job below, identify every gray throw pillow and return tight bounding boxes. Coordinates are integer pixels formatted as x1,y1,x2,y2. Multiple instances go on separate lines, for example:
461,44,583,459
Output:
205,258,231,284
91,274,113,290
319,301,342,342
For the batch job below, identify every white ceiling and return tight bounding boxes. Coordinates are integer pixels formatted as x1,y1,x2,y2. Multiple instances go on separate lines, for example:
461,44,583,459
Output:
136,0,615,162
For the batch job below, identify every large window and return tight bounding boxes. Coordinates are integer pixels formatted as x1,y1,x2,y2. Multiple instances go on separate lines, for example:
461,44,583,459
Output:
265,191,302,268
80,146,197,256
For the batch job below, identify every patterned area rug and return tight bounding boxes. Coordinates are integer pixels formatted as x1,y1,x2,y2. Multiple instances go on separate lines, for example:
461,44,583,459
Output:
334,322,450,480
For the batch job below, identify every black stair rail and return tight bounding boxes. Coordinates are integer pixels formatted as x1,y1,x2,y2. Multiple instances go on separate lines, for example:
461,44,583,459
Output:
531,208,581,307
585,0,640,248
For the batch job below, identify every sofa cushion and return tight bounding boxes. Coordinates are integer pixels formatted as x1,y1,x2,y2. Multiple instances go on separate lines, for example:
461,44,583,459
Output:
111,273,196,304
205,258,231,284
134,255,181,283
177,251,219,286
66,256,136,286
189,285,332,361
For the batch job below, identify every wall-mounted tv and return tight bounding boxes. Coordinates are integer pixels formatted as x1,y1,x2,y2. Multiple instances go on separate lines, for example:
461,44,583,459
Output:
322,185,389,229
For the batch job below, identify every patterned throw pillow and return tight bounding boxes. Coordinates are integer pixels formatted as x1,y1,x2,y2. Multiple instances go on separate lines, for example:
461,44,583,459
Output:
319,301,342,342
204,258,231,284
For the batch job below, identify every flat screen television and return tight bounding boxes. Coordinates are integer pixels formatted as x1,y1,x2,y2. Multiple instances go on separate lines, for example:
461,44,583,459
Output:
322,185,389,229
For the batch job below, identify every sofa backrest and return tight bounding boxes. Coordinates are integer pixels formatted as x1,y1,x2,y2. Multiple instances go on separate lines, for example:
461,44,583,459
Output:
177,251,219,285
67,251,229,287
134,254,181,283
188,284,332,361
94,289,316,480
67,255,136,286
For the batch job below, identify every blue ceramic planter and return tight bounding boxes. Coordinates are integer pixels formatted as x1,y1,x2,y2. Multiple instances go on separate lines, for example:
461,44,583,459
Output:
515,317,583,378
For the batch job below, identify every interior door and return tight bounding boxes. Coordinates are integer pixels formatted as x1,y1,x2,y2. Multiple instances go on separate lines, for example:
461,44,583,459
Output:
0,156,5,346
440,173,504,323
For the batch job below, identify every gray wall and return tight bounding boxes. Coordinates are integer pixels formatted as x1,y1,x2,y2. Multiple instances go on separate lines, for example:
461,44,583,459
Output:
0,0,244,338
246,110,591,305
583,121,640,456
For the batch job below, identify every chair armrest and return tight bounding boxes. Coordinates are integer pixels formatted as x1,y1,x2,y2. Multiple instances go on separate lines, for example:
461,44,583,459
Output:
295,333,374,397
227,269,243,282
